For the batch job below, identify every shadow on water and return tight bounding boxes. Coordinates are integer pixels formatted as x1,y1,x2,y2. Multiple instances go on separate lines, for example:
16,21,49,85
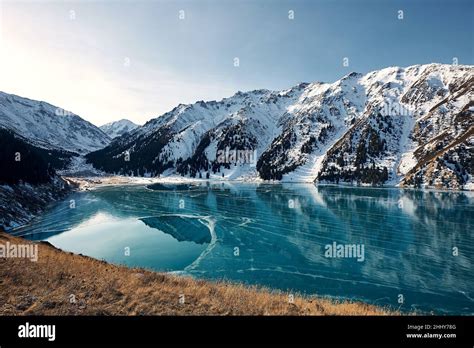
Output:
146,183,201,192
140,216,211,244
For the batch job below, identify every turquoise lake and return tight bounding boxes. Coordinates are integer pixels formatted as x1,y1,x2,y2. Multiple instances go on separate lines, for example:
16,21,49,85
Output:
13,183,474,315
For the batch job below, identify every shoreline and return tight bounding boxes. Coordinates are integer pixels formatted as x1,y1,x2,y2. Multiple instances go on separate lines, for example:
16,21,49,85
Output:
0,231,399,316
64,175,473,192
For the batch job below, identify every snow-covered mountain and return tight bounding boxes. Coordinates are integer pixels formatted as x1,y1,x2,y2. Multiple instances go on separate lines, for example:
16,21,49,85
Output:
100,119,138,139
0,91,110,154
86,63,473,190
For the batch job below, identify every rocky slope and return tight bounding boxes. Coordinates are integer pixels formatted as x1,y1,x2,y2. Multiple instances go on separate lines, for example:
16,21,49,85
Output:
0,129,73,230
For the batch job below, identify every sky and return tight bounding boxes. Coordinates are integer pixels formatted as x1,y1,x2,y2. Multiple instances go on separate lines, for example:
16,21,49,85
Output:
0,0,472,126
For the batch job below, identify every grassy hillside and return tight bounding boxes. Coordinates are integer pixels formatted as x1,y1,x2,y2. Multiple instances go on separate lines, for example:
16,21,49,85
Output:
0,232,397,315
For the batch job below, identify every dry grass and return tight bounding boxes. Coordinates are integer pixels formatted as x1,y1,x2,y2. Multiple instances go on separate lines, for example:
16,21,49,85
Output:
0,232,398,316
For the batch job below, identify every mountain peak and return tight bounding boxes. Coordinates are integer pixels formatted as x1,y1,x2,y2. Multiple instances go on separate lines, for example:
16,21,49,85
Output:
99,119,138,139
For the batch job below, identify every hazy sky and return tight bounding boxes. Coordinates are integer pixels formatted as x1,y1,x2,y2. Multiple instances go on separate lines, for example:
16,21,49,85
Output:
0,0,472,126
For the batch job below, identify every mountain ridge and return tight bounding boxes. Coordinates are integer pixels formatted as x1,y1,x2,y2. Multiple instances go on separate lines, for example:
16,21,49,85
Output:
85,63,473,190
0,91,110,154
1,63,471,190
